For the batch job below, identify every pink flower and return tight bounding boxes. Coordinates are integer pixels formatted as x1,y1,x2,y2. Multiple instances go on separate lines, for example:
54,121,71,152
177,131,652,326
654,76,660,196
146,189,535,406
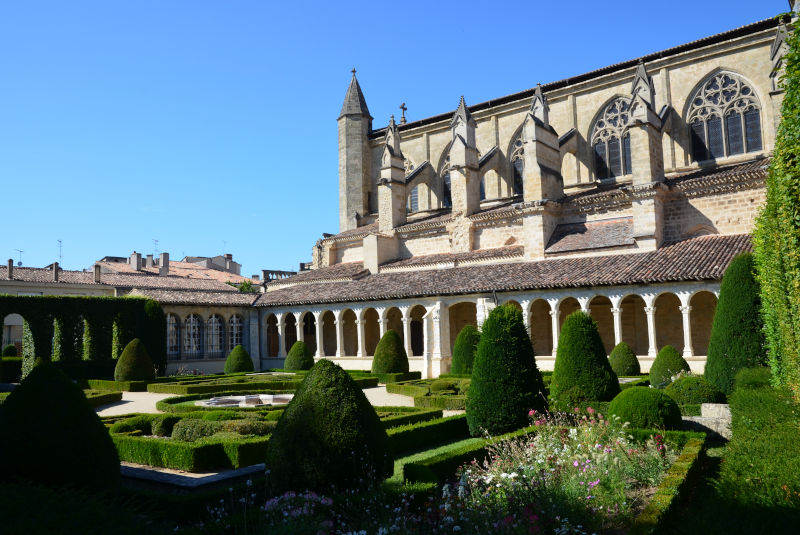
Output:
574,407,581,413
586,407,595,414
528,409,536,417
573,460,579,467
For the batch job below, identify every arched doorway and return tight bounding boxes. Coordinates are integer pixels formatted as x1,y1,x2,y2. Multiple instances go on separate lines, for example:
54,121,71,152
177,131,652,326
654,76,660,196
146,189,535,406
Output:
284,313,297,354
589,296,614,354
341,309,358,356
655,293,683,353
265,314,279,357
448,302,477,351
363,308,380,356
409,305,427,356
530,299,553,356
321,311,337,356
558,297,581,328
620,295,647,355
691,291,718,356
300,312,317,355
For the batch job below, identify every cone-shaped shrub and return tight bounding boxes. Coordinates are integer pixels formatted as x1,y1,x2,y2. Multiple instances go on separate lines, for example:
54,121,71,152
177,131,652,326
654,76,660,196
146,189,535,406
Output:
466,304,547,436
609,386,682,430
0,362,119,489
451,325,480,375
551,311,620,407
608,342,640,377
665,376,724,405
284,340,314,371
114,338,154,381
2,344,17,357
650,345,690,388
224,344,254,374
706,253,766,395
371,329,408,374
265,359,391,493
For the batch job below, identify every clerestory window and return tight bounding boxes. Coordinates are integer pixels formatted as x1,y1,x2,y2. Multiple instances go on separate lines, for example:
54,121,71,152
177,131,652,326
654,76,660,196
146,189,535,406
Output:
591,97,633,179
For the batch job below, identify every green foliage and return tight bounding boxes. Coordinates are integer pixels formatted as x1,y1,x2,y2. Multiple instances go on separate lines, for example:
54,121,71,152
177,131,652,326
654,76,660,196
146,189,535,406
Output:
414,394,466,410
0,362,119,489
151,414,183,437
82,390,122,408
2,344,17,357
379,407,442,429
451,325,480,375
386,415,470,456
283,340,313,371
649,345,690,389
109,414,155,434
753,22,800,399
608,386,683,430
265,359,392,493
430,379,458,393
608,342,640,377
224,344,254,374
664,376,725,405
0,357,22,382
705,253,766,395
550,311,620,406
171,419,222,442
466,304,547,436
734,366,772,390
371,329,409,374
114,338,155,382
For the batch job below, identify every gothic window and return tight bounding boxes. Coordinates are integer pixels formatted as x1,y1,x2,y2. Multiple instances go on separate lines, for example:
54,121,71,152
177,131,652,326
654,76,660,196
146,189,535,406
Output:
206,315,224,356
166,314,180,358
591,97,633,179
229,315,243,351
408,185,419,212
479,178,485,201
510,138,524,196
183,314,202,358
687,72,762,161
440,155,452,209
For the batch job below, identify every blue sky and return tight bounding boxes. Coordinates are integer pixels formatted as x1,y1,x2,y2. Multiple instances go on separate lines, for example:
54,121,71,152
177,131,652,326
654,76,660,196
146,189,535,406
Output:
0,1,785,275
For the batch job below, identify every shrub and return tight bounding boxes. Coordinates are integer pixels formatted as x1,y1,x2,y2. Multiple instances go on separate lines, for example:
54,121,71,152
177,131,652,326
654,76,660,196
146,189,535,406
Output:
466,304,547,436
734,367,772,390
0,362,119,489
0,357,22,382
151,414,182,437
451,325,480,375
221,419,276,436
609,386,682,430
550,311,620,406
265,359,392,493
371,330,409,374
609,342,640,377
171,419,222,442
283,341,313,371
650,345,690,389
109,414,155,434
430,379,458,393
705,253,766,395
665,376,725,405
2,344,17,357
224,345,254,374
114,338,155,382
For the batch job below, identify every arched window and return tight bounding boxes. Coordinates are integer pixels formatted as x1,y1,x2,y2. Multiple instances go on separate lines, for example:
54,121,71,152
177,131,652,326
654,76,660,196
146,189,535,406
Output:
206,315,224,356
407,185,419,213
591,97,633,179
183,314,202,358
229,315,243,351
510,137,524,195
440,155,452,209
166,314,180,358
479,178,486,201
688,72,762,162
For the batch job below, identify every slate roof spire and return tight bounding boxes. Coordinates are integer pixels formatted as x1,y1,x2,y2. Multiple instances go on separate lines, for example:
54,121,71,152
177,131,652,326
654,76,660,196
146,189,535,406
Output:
450,95,476,128
339,69,372,119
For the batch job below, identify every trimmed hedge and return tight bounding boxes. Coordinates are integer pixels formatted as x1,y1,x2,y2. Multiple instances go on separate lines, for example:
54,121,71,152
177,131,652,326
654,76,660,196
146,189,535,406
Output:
2,344,17,357
665,376,724,405
86,378,150,392
0,357,22,382
84,390,123,408
283,341,313,371
650,345,690,389
451,325,480,375
147,375,378,395
224,344,254,374
386,381,430,397
609,387,683,430
609,342,641,377
380,408,442,429
155,391,290,413
371,329,409,374
114,338,155,382
387,415,470,456
413,394,466,410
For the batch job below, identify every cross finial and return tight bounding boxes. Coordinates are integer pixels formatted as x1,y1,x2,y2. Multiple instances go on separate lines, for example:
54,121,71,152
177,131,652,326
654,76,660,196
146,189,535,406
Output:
351,67,356,76
399,102,407,124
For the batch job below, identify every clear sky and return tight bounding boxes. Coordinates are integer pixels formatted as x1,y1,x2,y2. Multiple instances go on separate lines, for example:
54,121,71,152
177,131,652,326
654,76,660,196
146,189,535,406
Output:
0,1,786,275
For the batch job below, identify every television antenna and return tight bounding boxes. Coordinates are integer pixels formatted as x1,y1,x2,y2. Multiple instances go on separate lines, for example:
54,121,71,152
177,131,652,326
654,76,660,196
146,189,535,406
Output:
14,249,23,266
57,239,63,264
152,239,159,257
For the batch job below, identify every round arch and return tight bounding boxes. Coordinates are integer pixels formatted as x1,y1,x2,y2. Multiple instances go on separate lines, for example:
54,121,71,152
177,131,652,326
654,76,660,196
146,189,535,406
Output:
690,291,718,356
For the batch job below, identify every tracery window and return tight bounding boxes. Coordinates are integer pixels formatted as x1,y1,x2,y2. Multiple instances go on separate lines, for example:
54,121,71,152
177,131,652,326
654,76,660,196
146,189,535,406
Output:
687,72,762,161
440,155,452,209
591,97,633,179
408,185,419,212
183,314,202,358
166,314,180,358
510,137,524,195
229,315,243,351
206,315,224,356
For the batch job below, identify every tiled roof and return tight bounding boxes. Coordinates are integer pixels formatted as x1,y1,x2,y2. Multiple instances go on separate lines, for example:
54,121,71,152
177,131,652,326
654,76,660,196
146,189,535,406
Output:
381,246,524,269
126,289,260,306
0,266,98,285
665,157,769,189
546,217,634,253
96,260,253,284
100,272,239,291
255,234,751,307
266,262,367,286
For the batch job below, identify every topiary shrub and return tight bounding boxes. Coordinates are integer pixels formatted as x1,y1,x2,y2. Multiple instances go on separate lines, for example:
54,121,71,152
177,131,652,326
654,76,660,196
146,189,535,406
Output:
221,419,276,436
430,379,458,393
114,338,155,382
224,345,254,374
451,325,480,375
151,414,182,437
650,345,690,389
265,359,391,493
609,386,682,430
371,330,409,374
665,376,725,405
706,253,767,395
608,342,640,377
284,341,313,371
466,304,547,436
2,344,17,357
550,311,620,407
171,419,222,442
0,362,119,489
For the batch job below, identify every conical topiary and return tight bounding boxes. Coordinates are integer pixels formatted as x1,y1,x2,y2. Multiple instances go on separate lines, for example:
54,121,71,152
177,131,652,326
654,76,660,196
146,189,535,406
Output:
451,325,480,375
650,345,690,388
608,386,682,430
224,344,254,374
0,362,119,489
114,338,155,381
284,340,314,371
609,342,641,377
371,329,408,374
705,253,766,395
466,304,547,436
550,311,620,407
265,359,392,493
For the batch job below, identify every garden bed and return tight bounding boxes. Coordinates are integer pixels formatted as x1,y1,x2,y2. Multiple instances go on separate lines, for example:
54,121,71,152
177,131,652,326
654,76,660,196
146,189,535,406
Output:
147,374,378,395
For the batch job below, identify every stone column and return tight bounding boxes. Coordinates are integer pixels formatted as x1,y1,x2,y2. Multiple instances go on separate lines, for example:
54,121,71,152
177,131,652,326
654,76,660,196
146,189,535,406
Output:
355,319,365,358
314,312,324,358
680,305,694,358
611,307,623,346
578,297,591,316
432,305,442,360
276,314,286,359
335,318,344,358
550,309,560,357
379,316,388,338
422,314,431,378
295,317,303,348
402,316,412,358
644,306,658,358
521,300,532,338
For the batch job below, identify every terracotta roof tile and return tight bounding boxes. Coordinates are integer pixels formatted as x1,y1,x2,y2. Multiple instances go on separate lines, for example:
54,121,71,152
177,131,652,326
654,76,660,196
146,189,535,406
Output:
127,289,260,306
266,262,367,286
96,260,253,284
0,266,97,285
381,246,524,269
546,217,634,253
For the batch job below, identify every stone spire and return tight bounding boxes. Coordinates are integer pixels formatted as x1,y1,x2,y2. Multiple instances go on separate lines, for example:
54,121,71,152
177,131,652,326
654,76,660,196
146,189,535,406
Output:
384,115,403,159
448,96,480,217
529,83,550,125
378,115,406,233
451,96,477,149
630,60,655,110
339,69,371,119
338,69,372,232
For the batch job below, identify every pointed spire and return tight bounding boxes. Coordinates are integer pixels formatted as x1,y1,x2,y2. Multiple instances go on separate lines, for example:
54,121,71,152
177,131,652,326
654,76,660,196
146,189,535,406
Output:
339,69,371,119
384,115,402,158
529,83,550,125
630,60,654,109
450,96,476,128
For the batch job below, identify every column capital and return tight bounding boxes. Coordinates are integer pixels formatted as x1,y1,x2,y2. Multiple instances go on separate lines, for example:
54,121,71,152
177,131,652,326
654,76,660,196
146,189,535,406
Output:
354,319,362,326
549,309,558,318
610,307,622,314
679,305,691,314
644,306,656,315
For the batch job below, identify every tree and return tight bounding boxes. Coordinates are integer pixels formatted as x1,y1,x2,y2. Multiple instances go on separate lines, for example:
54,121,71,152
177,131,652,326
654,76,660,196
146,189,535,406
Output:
451,325,480,375
114,338,155,382
608,342,640,377
284,340,314,371
371,330,408,374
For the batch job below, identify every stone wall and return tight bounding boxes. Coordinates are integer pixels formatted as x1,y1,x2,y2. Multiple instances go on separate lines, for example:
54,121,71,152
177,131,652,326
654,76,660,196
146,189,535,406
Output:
663,187,765,242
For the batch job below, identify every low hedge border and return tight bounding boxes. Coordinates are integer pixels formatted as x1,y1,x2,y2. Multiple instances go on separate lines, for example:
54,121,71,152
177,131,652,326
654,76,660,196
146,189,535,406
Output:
147,376,379,395
629,437,707,534
438,373,472,379
386,381,429,397
347,370,422,384
413,394,466,410
84,390,123,408
155,391,289,413
387,415,469,456
620,377,651,389
86,379,150,392
380,408,442,429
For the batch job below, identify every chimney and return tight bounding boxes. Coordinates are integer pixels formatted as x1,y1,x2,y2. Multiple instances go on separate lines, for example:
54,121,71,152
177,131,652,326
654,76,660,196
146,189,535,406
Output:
262,270,270,282
93,263,101,283
52,262,59,282
159,252,169,276
252,274,260,281
7,259,13,279
224,253,232,261
145,254,154,268
130,251,142,271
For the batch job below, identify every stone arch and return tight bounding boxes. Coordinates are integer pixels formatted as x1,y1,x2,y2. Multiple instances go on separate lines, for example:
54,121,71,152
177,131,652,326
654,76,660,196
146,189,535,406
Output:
298,311,317,355
589,295,615,354
690,291,718,356
341,309,358,356
503,299,522,310
2,312,26,358
362,308,380,356
283,312,298,354
321,311,336,356
409,305,427,357
620,294,648,355
529,299,553,357
448,302,477,351
385,307,404,340
558,297,581,328
655,292,683,353
265,314,279,357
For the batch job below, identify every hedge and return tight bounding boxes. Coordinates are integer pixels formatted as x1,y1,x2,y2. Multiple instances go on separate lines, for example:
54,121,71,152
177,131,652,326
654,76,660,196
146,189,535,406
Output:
387,415,470,456
347,371,421,384
451,325,480,375
147,376,378,395
413,394,466,410
84,390,123,408
0,357,22,382
371,330,409,374
386,381,430,397
380,408,442,429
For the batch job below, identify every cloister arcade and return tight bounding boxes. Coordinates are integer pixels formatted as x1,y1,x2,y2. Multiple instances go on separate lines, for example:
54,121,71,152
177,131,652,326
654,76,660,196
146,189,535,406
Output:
258,282,719,378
